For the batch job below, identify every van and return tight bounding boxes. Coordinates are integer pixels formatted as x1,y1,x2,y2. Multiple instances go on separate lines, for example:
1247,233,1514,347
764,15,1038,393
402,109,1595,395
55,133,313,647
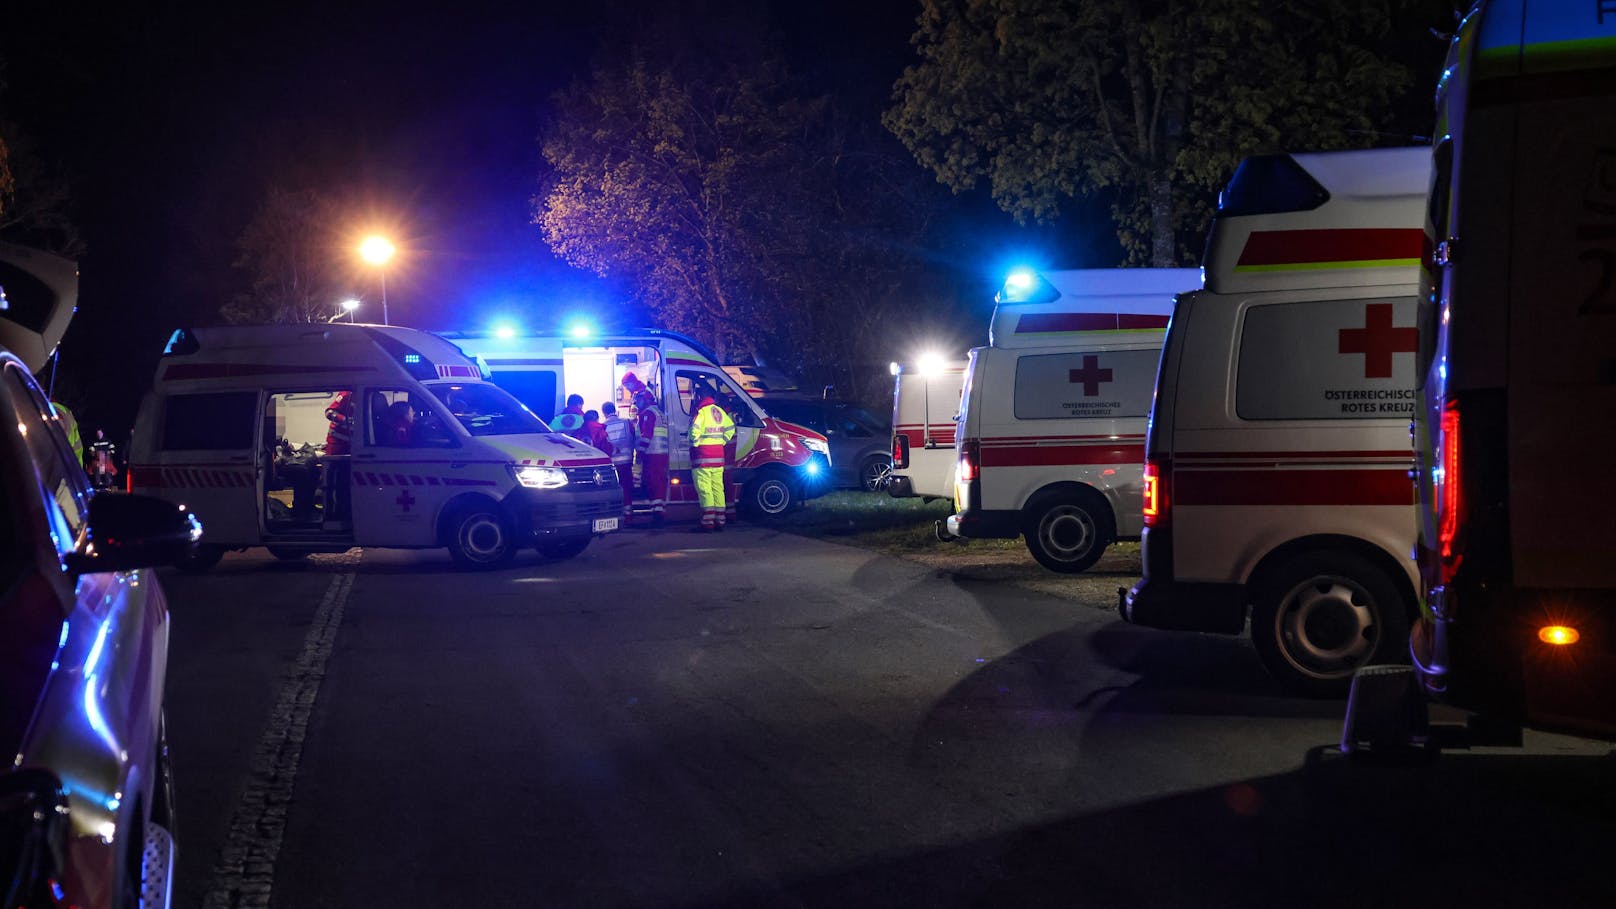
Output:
946,268,1199,572
1410,4,1616,736
1123,147,1429,694
447,329,831,517
129,324,623,570
886,357,966,501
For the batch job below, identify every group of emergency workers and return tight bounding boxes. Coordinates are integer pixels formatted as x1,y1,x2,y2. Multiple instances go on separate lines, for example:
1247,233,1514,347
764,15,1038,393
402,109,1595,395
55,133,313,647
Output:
553,372,737,532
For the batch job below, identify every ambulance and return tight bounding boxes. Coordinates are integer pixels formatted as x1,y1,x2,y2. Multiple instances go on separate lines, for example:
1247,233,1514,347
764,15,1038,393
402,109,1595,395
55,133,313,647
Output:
886,356,966,501
1122,146,1429,695
128,324,623,570
945,267,1200,572
1409,2,1616,737
446,329,832,518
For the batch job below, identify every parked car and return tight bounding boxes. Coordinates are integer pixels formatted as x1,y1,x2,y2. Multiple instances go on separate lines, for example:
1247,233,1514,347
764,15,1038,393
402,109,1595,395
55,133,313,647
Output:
764,398,892,491
0,343,196,908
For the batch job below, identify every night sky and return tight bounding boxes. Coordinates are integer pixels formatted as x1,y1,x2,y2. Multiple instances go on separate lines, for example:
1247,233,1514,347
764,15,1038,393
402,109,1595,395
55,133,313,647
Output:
1,1,1116,433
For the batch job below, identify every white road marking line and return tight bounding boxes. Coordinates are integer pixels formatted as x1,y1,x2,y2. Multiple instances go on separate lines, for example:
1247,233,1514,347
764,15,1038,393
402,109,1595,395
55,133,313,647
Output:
202,562,357,909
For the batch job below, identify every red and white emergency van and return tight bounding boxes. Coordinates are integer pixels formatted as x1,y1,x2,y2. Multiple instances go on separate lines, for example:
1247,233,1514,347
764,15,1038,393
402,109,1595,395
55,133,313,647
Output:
886,356,966,501
1123,146,1429,694
946,268,1200,572
1409,1,1616,737
129,324,622,570
447,329,832,517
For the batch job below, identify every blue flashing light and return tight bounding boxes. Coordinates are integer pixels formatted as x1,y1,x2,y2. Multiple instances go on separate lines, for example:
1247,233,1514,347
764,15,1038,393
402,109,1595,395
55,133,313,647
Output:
1005,269,1037,291
568,322,593,339
403,353,422,365
804,461,820,477
493,323,518,340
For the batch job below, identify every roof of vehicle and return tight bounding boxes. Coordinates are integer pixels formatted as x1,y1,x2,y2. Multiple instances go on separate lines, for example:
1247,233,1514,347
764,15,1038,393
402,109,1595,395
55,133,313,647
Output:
443,328,725,370
1202,146,1430,295
989,268,1199,350
153,324,484,388
0,242,78,373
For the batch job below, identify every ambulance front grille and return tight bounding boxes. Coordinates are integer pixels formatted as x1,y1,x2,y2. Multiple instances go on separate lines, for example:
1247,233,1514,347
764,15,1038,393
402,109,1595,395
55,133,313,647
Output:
564,466,615,487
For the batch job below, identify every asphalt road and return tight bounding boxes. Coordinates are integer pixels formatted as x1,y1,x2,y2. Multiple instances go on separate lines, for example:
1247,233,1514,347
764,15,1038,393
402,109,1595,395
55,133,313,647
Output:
158,525,1616,908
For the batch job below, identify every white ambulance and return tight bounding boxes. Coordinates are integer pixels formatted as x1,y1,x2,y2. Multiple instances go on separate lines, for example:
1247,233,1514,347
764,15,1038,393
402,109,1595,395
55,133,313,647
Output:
129,324,622,570
946,268,1199,572
1122,146,1429,694
885,355,966,501
446,329,832,517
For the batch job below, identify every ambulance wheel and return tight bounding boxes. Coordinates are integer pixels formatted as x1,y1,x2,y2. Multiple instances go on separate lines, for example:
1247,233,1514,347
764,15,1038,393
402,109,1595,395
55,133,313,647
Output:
174,544,225,573
445,503,517,570
266,546,309,561
743,472,796,519
537,536,590,560
1022,492,1112,574
1251,551,1410,697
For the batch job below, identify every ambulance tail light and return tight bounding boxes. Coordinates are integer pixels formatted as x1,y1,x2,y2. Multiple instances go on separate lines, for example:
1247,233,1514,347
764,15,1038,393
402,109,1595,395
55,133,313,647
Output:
892,433,910,469
1437,398,1462,569
958,438,980,483
1143,456,1169,528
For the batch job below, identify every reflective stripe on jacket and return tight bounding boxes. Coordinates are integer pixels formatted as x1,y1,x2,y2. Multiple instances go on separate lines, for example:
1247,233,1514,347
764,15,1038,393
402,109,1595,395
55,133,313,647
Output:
637,405,670,454
604,416,636,464
690,403,735,468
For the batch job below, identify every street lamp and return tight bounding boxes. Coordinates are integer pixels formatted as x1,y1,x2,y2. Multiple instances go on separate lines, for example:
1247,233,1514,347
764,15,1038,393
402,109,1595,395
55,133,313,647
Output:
358,235,396,325
328,299,361,323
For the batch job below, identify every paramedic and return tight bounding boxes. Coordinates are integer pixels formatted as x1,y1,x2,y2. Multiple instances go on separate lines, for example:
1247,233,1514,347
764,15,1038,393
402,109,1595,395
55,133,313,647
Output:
635,389,669,525
323,390,356,522
553,393,587,438
603,401,638,519
690,392,736,532
381,400,417,447
51,401,83,465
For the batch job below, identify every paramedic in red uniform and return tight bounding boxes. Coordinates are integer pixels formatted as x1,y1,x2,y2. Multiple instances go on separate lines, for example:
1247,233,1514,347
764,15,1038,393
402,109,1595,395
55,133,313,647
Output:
602,402,638,520
689,392,736,532
323,390,355,522
635,389,669,526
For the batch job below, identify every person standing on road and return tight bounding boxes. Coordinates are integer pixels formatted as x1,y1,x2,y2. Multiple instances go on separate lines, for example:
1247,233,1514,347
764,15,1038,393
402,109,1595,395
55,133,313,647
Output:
635,389,669,526
553,393,587,439
689,391,736,532
602,401,638,521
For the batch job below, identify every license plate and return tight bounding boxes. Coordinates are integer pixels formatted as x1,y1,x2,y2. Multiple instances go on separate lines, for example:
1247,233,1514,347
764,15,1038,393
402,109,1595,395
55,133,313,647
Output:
593,517,619,533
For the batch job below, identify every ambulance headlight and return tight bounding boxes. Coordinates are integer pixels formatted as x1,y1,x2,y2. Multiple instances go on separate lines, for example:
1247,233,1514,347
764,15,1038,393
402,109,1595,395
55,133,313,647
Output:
802,438,829,456
513,465,568,490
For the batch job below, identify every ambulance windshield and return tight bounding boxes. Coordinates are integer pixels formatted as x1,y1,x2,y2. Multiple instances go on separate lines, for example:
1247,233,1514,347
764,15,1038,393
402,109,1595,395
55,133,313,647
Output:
428,382,550,437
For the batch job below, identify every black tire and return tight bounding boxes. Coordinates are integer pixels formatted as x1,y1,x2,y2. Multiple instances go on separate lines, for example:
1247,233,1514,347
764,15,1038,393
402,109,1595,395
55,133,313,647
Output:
174,544,225,573
1022,491,1113,574
1251,550,1411,698
743,472,797,519
537,536,591,560
858,454,893,492
444,503,517,570
265,546,309,561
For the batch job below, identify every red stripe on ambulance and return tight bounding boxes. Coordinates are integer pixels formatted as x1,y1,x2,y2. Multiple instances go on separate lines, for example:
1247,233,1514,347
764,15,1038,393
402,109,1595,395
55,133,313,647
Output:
1015,313,1170,333
978,442,1145,468
1236,228,1423,267
1175,468,1413,507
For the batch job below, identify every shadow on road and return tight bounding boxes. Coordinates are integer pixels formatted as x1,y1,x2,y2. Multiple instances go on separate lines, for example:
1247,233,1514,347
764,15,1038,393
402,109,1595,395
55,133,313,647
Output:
706,746,1616,908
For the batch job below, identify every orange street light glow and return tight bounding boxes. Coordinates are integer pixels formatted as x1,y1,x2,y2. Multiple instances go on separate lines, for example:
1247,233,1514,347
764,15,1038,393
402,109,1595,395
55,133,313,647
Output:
1538,625,1580,646
359,235,396,266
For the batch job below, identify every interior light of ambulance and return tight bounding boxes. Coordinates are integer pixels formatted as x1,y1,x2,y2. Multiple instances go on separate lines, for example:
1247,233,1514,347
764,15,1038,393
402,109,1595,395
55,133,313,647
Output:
958,439,980,482
1538,625,1580,646
1438,400,1460,561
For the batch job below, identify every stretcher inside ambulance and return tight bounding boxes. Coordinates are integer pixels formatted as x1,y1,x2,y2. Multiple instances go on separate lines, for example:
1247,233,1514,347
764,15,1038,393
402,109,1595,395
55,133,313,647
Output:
1123,146,1429,695
129,324,622,570
446,328,831,518
945,267,1199,573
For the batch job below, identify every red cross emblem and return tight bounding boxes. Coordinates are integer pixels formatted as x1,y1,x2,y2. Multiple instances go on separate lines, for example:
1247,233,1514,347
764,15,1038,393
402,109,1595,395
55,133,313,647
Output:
1338,303,1417,378
396,489,416,512
1068,355,1114,397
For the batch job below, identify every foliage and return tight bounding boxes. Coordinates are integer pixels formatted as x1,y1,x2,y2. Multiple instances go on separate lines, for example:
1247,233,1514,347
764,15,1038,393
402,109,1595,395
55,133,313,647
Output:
536,24,949,403
224,187,347,324
886,0,1425,266
0,120,83,256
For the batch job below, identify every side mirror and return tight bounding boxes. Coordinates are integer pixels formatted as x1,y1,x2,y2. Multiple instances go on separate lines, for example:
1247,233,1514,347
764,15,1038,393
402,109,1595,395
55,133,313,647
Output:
65,493,203,575
0,768,70,907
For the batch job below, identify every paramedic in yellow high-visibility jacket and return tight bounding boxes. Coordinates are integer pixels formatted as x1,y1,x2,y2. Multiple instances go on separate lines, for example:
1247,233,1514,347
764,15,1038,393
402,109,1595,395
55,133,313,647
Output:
689,393,736,532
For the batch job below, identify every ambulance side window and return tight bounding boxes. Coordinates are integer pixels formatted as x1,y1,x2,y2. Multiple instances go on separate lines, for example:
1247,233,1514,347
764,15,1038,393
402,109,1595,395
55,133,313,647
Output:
366,389,454,448
1235,299,1418,421
163,392,257,450
675,370,760,427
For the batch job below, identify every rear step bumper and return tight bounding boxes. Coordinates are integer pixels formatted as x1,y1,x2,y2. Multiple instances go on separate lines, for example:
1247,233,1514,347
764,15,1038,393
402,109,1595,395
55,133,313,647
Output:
1121,577,1247,635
